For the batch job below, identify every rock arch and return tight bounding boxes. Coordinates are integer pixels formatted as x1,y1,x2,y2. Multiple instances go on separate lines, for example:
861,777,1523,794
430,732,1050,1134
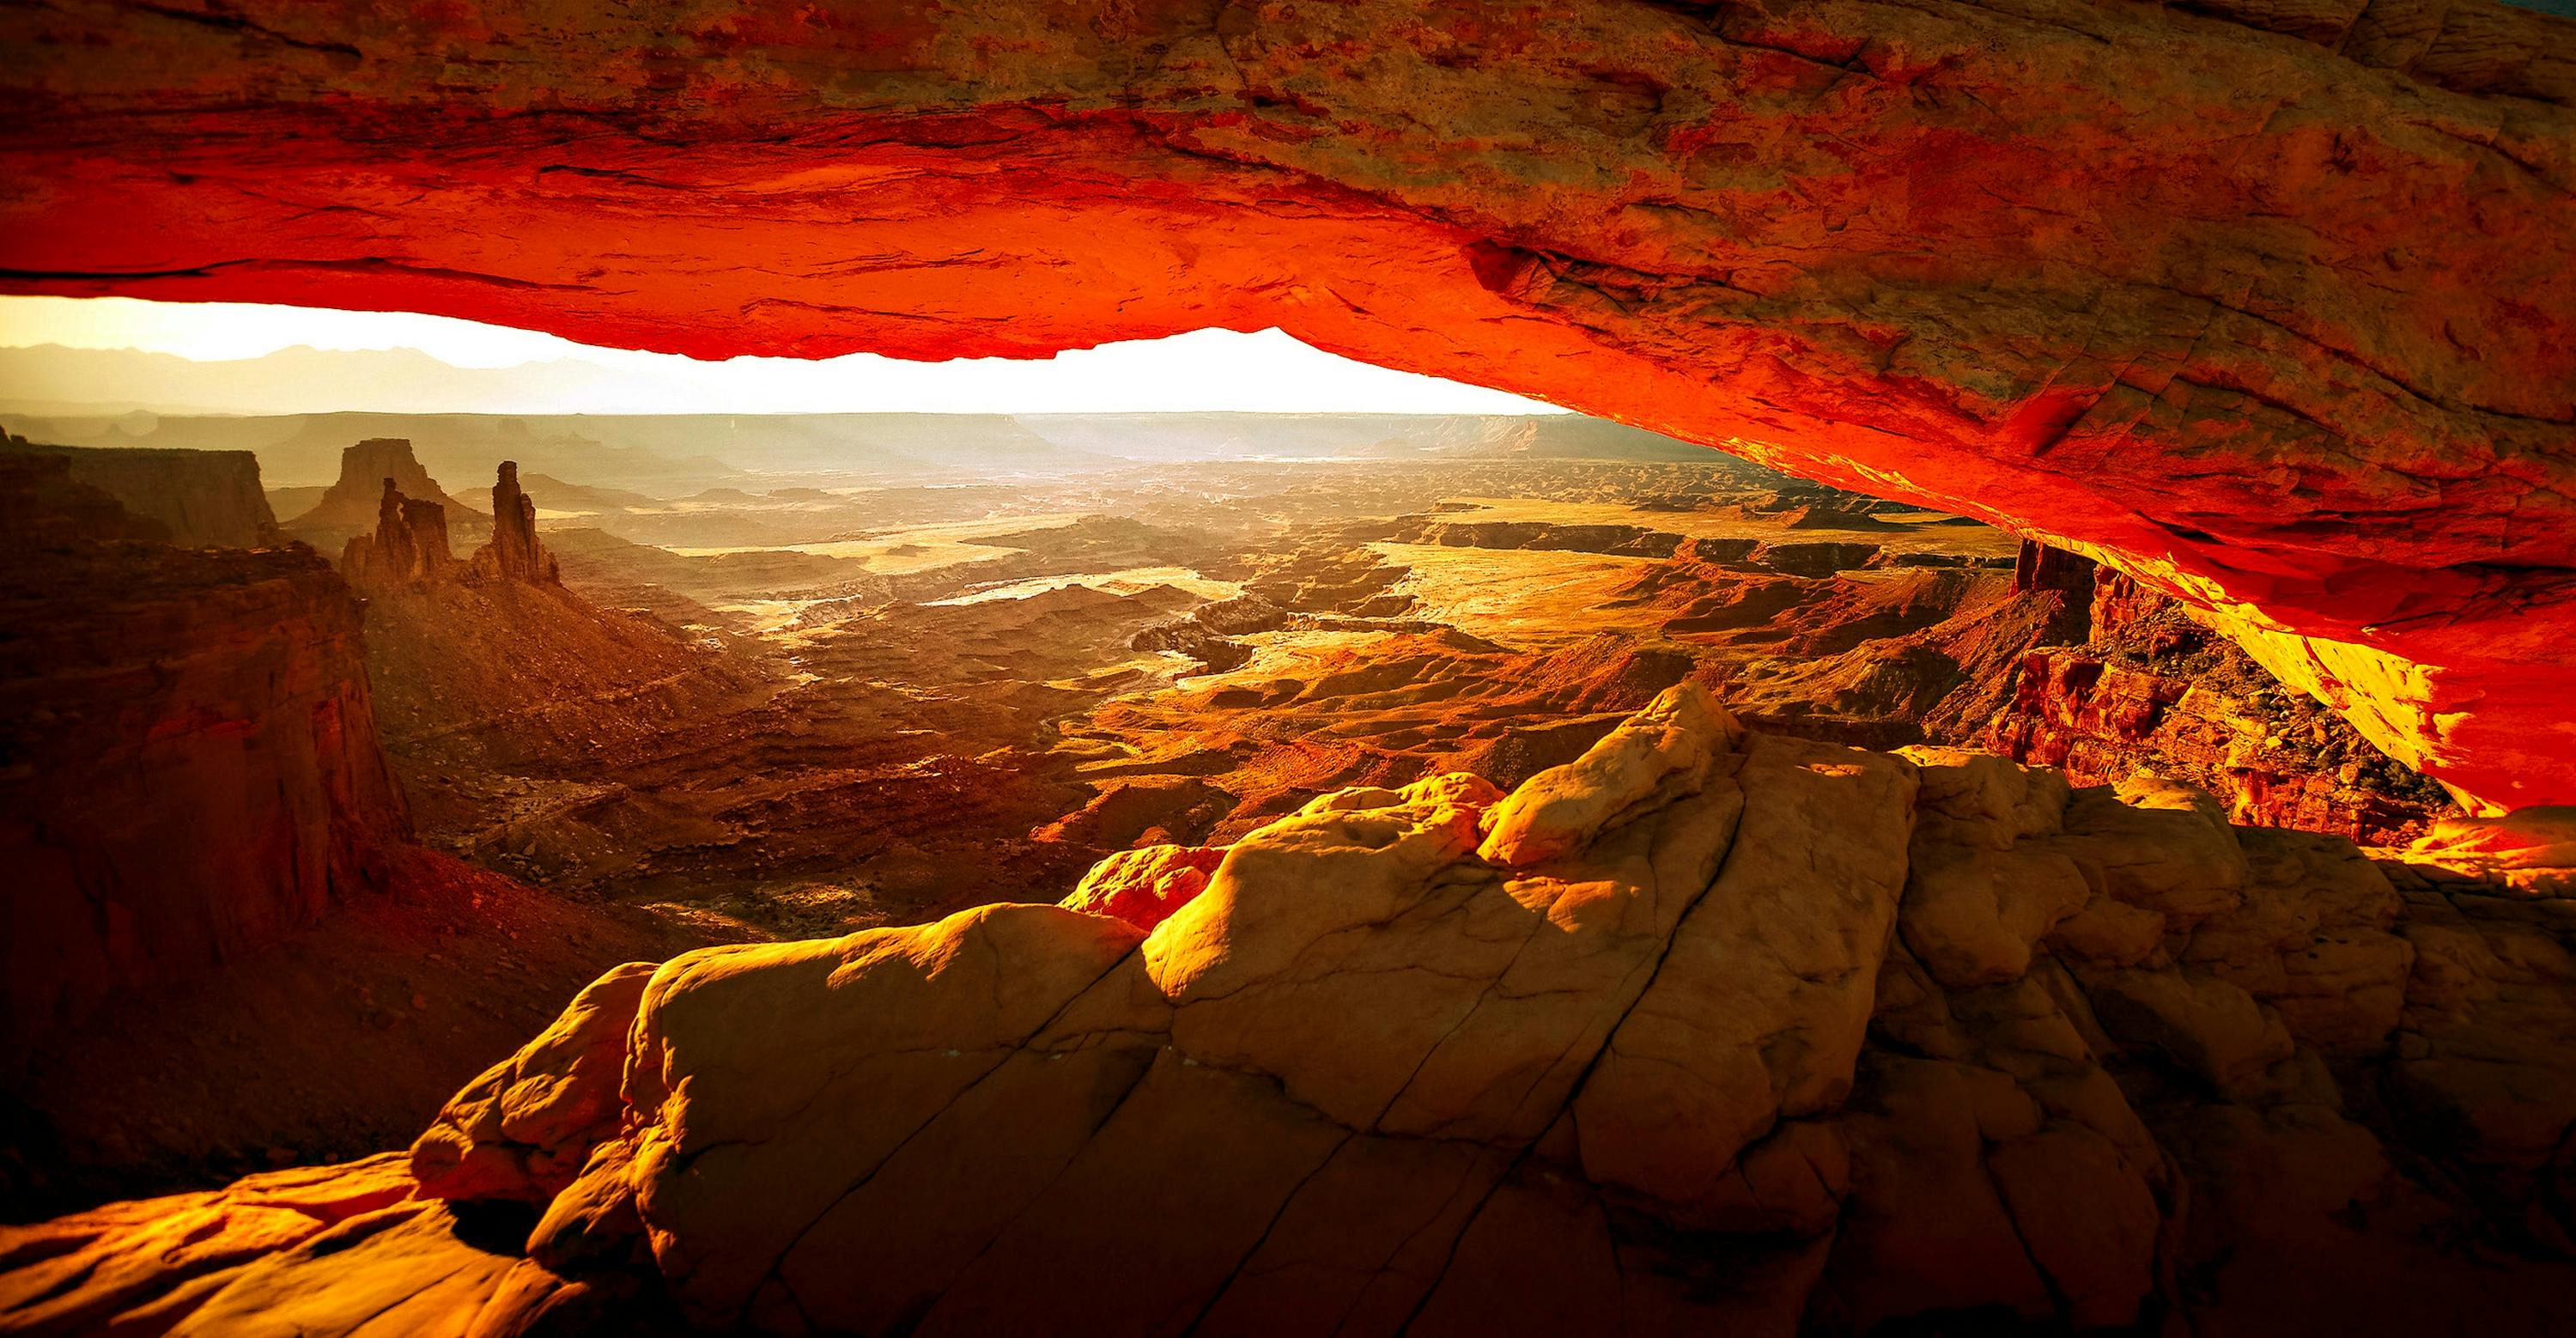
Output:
2,0,2569,807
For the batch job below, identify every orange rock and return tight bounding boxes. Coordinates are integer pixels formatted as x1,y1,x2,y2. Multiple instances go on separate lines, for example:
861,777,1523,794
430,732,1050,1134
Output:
1058,842,1226,932
15,690,2576,1334
3,0,2570,811
411,961,659,1205
0,1155,413,1335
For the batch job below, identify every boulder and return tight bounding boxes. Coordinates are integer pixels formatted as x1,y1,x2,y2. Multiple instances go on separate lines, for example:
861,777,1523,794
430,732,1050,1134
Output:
411,961,659,1205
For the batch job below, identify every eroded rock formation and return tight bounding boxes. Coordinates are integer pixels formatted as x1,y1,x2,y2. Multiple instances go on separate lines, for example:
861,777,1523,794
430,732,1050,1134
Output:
472,460,558,585
340,479,455,589
1990,569,2462,843
287,439,479,544
1,0,2568,810
0,432,276,547
14,684,2576,1335
0,456,409,1040
341,460,557,592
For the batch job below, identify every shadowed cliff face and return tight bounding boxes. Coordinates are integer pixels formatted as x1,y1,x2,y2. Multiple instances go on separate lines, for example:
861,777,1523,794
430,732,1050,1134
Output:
0,0,2569,809
0,458,408,1039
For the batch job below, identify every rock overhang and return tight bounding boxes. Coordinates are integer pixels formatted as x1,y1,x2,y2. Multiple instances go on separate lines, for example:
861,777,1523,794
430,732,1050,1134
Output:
1,0,2569,808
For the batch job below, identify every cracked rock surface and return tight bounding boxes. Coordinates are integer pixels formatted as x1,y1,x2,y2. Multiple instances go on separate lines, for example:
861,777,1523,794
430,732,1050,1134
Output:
14,683,2576,1335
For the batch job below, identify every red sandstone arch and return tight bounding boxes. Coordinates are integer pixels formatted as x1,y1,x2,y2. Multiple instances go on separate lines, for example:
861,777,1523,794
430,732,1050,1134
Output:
2,0,2570,810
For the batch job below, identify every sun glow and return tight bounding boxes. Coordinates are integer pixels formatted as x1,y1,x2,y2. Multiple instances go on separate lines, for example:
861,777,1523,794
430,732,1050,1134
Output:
0,296,1567,416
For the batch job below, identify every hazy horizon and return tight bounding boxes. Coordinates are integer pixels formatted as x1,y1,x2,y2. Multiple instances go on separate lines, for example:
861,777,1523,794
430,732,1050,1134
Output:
0,297,1569,417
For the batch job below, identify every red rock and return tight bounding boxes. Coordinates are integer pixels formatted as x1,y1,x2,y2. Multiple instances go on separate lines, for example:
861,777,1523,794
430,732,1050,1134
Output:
0,475,409,1038
410,962,659,1206
1989,575,2461,843
341,479,457,591
470,461,559,585
0,0,2568,809
287,439,479,540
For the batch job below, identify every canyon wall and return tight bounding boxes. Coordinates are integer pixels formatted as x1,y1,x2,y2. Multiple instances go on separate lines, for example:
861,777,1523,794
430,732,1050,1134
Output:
0,455,409,1039
1989,565,2462,844
0,0,2568,811
0,435,275,547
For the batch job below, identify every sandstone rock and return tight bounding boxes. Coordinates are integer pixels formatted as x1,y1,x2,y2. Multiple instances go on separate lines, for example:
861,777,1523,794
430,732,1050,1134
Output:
526,1140,647,1274
472,462,559,585
2085,967,2297,1100
2048,896,2170,968
0,1155,413,1336
2183,828,2412,1054
1899,842,2092,989
1819,1053,2059,1330
0,438,276,547
1988,575,2461,844
1058,842,1228,932
2404,807,2576,897
2162,1099,2576,1336
620,904,1147,1326
0,448,169,549
342,478,457,591
1572,733,1916,1222
411,961,658,1206
4,0,2569,811
1896,753,2090,988
161,1200,524,1338
288,439,478,540
1479,679,1740,867
2011,537,2096,595
1839,954,2171,1332
2388,894,2576,1246
0,496,408,1038
16,691,2576,1333
1894,747,2073,851
2048,775,2251,925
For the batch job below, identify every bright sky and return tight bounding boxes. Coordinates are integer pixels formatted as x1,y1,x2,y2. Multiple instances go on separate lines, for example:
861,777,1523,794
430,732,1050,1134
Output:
0,296,1565,415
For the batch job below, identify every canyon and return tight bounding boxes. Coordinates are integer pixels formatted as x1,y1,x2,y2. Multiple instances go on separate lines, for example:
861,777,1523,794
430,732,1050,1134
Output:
1,0,2573,1332
0,411,2566,1335
1,0,2570,813
6,680,2575,1335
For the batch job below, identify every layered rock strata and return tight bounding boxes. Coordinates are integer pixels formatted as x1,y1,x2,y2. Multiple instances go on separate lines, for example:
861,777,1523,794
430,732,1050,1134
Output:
340,478,455,589
286,439,479,543
2,0,2568,809
1990,570,2461,843
0,433,276,548
15,684,2576,1335
0,465,408,1039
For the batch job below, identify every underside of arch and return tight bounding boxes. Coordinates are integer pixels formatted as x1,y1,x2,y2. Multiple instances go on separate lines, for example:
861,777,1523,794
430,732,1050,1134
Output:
1,0,2569,809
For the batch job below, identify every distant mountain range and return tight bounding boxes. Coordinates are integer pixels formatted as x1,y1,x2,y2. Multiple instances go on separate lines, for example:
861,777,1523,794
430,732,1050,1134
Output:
0,343,669,417
0,344,1738,490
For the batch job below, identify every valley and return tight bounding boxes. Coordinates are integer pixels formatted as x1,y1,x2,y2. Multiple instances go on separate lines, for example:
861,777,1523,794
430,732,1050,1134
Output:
295,434,2461,950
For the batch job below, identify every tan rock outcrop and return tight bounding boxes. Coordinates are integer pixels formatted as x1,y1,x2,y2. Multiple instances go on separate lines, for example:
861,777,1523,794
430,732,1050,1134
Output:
287,439,478,542
1058,842,1228,932
341,478,456,591
13,686,2576,1334
410,962,658,1206
471,461,559,585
